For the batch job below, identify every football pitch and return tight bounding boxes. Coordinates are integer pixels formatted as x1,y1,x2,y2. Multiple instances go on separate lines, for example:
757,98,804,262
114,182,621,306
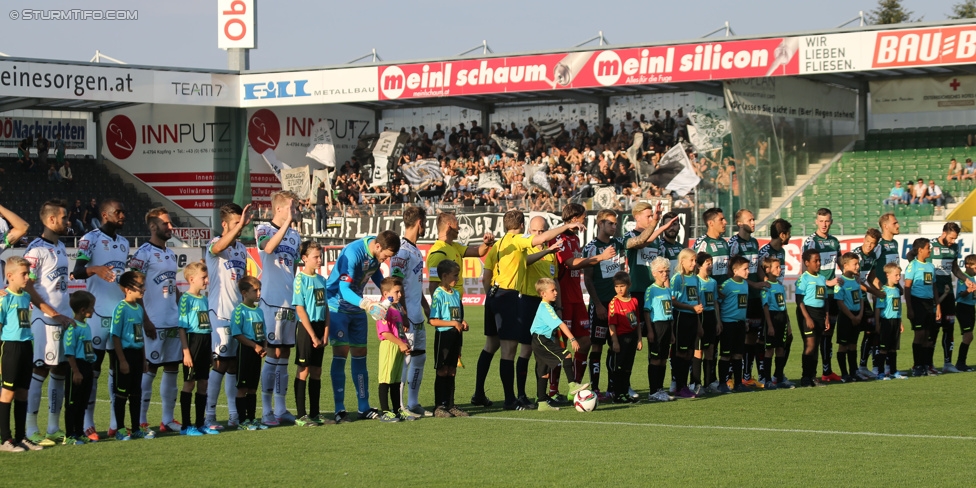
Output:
6,305,976,486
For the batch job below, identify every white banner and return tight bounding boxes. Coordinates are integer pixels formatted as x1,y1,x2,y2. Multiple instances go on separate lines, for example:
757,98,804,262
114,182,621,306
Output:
870,76,976,114
306,122,336,167
239,68,379,107
311,168,331,203
724,77,857,121
370,131,401,187
100,103,279,221
688,109,729,151
281,166,311,200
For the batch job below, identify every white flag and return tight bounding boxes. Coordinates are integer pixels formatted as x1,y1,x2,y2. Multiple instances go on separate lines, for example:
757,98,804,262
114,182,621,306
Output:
281,166,311,200
400,159,444,191
660,144,700,197
306,123,336,168
260,148,292,183
370,132,401,188
523,164,552,195
311,168,331,203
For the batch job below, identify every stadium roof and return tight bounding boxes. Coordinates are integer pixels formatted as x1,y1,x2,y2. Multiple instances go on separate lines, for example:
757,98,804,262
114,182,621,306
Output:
2,19,976,112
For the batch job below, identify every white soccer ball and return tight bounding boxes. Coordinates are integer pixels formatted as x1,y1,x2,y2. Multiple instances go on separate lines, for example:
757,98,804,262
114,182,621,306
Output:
574,389,598,412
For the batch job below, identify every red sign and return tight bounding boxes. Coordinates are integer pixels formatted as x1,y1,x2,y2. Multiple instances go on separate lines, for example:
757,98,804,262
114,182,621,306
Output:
873,25,976,69
172,227,212,241
377,38,798,100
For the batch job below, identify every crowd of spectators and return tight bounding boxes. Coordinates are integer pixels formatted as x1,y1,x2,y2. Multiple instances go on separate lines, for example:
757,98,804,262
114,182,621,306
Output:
884,178,946,208
319,109,734,222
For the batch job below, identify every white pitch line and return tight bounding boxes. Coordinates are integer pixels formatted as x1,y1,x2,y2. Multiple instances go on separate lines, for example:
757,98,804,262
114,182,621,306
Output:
472,416,976,441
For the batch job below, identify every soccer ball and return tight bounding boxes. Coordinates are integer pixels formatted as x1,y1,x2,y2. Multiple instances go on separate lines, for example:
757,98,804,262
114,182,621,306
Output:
574,389,598,412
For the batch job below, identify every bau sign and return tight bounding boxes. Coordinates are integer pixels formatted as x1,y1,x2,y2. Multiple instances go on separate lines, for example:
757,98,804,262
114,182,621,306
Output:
243,80,311,100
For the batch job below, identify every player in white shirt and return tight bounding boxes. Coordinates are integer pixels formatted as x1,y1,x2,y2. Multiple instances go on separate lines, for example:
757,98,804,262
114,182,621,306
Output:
23,200,74,446
204,203,251,430
389,206,431,418
0,203,30,288
130,208,183,436
72,198,130,440
255,191,301,425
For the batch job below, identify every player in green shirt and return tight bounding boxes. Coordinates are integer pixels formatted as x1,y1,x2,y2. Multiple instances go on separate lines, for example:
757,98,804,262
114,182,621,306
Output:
802,208,842,383
693,208,730,284
657,211,686,276
929,222,976,373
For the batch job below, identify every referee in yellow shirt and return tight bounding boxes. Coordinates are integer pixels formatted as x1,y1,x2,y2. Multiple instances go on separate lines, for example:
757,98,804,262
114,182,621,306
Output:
489,210,583,411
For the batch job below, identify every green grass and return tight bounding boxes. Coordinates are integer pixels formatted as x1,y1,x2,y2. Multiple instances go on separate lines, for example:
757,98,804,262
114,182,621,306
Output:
6,305,976,486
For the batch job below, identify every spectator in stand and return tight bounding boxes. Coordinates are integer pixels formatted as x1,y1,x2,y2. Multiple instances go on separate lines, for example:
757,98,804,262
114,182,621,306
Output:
948,158,962,180
673,108,690,141
883,180,906,206
17,137,33,171
910,178,928,205
47,164,60,183
84,197,100,229
315,182,329,234
59,160,74,187
926,180,945,208
36,134,50,168
964,158,976,181
68,199,86,235
55,132,66,167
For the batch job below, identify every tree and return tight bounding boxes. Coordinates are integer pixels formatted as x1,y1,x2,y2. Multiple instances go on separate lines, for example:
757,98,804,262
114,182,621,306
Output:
866,0,920,24
949,0,976,19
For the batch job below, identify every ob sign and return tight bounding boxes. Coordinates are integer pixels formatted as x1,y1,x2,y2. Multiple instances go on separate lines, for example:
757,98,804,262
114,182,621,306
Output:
217,0,256,50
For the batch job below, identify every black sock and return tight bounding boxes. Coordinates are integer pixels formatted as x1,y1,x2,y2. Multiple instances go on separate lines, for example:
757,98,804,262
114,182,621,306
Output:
655,364,668,392
536,361,549,400
475,350,493,397
129,392,140,431
774,356,787,382
928,346,936,367
782,334,793,363
943,332,953,364
14,400,26,442
847,350,858,378
434,375,446,408
114,395,127,430
801,354,813,380
448,376,457,409
0,402,10,443
859,334,871,367
673,358,686,390
732,358,743,386
888,352,898,373
742,349,752,381
958,342,971,368
391,382,402,412
235,397,246,423
180,391,192,427
838,351,849,376
912,343,922,368
761,356,772,382
691,357,702,385
719,360,731,384
702,359,712,385
378,383,390,412
515,356,530,397
247,393,257,422
820,335,833,375
295,378,307,417
194,393,207,428
499,359,515,403
588,352,602,392
308,379,321,417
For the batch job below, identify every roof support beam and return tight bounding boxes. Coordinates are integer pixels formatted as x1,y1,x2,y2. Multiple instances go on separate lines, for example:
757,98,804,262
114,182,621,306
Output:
0,97,42,112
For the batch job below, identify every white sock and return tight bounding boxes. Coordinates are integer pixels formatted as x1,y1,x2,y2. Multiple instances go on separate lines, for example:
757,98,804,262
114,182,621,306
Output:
225,373,238,418
206,370,223,419
274,362,289,417
84,370,100,430
47,374,65,434
260,359,276,418
400,354,411,408
407,353,426,410
140,371,155,426
26,373,44,436
108,369,117,431
160,370,178,425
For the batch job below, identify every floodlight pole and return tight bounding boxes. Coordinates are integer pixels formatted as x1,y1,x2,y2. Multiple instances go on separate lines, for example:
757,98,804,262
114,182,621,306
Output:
701,22,735,38
348,49,382,64
837,11,867,28
458,40,494,56
90,50,126,64
575,31,610,47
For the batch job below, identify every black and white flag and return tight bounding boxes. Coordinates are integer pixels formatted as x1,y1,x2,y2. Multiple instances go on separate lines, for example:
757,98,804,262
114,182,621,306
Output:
523,163,552,195
533,119,564,140
400,158,444,191
354,131,409,188
306,122,336,168
477,170,505,191
491,134,520,155
648,143,700,197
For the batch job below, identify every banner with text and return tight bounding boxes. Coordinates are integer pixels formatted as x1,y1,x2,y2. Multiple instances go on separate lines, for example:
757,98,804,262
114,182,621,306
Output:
724,77,857,121
0,114,91,152
870,76,976,113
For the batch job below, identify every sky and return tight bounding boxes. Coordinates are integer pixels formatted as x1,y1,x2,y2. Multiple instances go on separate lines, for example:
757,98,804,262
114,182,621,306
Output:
0,0,970,71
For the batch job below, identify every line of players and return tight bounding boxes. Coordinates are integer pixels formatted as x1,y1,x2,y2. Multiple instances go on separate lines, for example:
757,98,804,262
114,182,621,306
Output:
2,194,973,448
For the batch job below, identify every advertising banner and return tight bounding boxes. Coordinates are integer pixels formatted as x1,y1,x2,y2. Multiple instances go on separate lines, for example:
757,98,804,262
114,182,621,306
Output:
239,67,379,107
724,76,857,120
870,76,976,113
0,114,90,151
